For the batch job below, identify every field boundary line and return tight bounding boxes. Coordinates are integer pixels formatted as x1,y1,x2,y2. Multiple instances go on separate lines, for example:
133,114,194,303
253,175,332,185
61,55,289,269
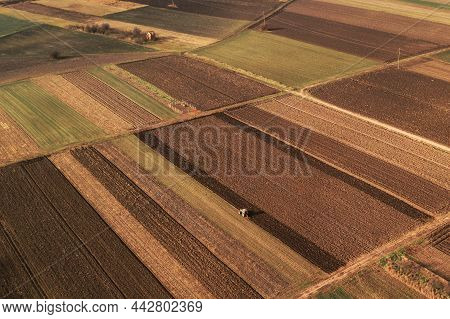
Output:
226,112,441,217
0,91,285,169
280,213,449,299
298,91,450,153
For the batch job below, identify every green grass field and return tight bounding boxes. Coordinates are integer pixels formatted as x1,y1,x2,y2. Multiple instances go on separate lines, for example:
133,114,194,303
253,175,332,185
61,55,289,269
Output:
195,31,378,88
398,0,450,10
0,24,147,58
0,81,104,151
89,67,177,120
0,13,35,37
106,6,248,38
435,50,450,63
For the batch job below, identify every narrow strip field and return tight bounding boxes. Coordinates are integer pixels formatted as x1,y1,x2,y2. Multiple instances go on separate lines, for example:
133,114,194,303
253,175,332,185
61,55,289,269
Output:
308,67,450,146
0,108,40,167
62,71,159,128
70,147,261,299
0,81,104,152
120,55,278,110
88,67,177,120
0,162,123,298
195,30,378,88
227,105,449,214
34,0,130,16
9,2,94,23
141,114,428,268
406,59,450,82
33,75,132,134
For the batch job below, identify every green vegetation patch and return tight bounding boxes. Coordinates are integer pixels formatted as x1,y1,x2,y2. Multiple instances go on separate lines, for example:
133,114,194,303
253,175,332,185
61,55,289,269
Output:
89,67,177,119
0,81,104,151
316,287,352,299
0,24,147,58
399,0,450,10
435,50,450,63
195,31,378,88
0,13,35,37
106,6,248,38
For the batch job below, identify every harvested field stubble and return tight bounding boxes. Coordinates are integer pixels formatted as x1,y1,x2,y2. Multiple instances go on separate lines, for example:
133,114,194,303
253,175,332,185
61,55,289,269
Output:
62,71,158,128
111,135,326,292
120,56,277,110
144,114,427,266
0,108,40,167
97,141,288,297
308,68,450,146
261,11,440,61
50,152,211,299
227,105,450,214
34,0,128,16
23,158,172,299
71,147,261,299
407,60,450,82
0,163,123,298
33,75,131,134
9,2,94,23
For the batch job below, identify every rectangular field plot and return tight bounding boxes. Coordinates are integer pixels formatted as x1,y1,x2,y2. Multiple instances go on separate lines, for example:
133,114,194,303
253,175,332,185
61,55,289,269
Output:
139,114,429,272
34,0,128,16
0,81,104,152
195,30,378,88
0,13,34,37
257,8,440,61
436,50,450,63
282,0,450,45
9,2,94,23
307,67,450,146
314,266,424,299
120,55,278,110
105,5,248,38
406,59,450,82
88,67,177,120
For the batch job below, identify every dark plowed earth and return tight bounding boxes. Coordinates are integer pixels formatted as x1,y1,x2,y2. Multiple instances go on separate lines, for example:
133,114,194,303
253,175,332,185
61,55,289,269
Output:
0,162,123,298
258,11,439,61
71,147,261,299
227,105,449,214
120,56,277,110
143,114,426,263
138,132,345,273
128,0,278,20
286,0,450,45
308,68,450,145
9,2,93,23
0,224,44,299
22,158,172,299
62,71,158,127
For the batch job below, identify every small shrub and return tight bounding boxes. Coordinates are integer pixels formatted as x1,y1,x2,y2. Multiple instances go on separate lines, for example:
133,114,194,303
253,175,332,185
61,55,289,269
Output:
50,50,61,60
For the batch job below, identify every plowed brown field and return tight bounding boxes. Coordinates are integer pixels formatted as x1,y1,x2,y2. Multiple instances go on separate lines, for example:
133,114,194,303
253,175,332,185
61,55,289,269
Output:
288,0,450,45
407,60,450,82
260,11,439,61
62,71,158,128
308,68,450,146
141,114,427,269
10,2,94,23
71,147,261,299
120,56,278,110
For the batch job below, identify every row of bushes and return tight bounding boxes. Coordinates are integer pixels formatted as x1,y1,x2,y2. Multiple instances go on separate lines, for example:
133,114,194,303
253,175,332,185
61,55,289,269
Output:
79,23,157,44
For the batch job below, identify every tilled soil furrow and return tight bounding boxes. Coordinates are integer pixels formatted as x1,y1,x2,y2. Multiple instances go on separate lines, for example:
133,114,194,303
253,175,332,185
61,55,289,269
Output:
71,147,261,299
22,158,172,299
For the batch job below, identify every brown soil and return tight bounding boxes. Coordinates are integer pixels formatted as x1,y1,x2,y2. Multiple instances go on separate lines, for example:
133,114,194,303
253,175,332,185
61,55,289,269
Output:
259,11,439,61
287,0,450,45
96,141,289,297
143,114,426,266
0,162,123,298
227,105,449,214
407,60,450,83
120,55,278,110
308,67,450,146
33,75,132,134
50,152,211,299
71,147,261,299
9,2,94,23
22,157,172,298
0,224,44,299
62,70,158,128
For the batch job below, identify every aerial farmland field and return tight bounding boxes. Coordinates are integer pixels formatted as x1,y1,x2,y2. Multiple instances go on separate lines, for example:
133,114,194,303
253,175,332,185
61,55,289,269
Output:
0,0,448,308
195,30,378,87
